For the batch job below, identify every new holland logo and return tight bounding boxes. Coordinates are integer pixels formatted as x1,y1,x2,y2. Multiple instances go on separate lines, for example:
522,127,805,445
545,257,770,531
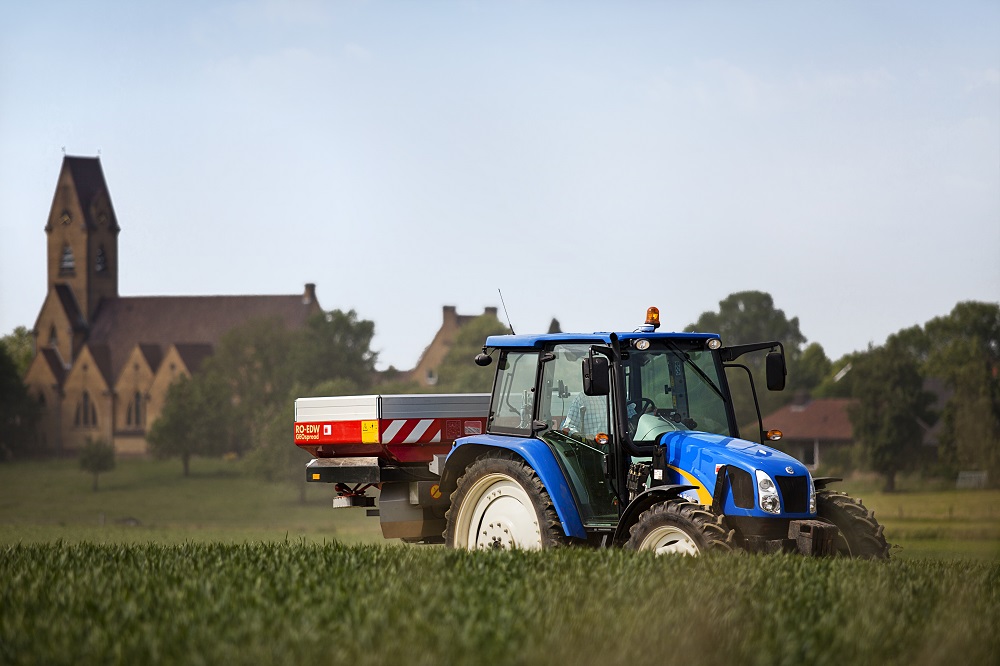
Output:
785,466,794,474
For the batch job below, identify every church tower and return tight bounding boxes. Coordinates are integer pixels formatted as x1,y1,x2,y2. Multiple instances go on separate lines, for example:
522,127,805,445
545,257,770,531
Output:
45,156,120,320
36,156,120,359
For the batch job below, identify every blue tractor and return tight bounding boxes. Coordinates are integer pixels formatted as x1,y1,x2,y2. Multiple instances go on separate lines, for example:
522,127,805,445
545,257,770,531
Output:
437,308,890,557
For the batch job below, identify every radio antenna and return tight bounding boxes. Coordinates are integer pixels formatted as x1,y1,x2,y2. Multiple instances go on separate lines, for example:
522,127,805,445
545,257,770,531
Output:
498,289,515,334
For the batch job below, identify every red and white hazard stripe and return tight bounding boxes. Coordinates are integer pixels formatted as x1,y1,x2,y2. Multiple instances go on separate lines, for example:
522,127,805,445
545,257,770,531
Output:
382,419,442,445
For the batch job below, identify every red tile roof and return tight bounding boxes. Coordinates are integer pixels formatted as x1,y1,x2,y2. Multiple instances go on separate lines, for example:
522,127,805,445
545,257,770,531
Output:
763,398,856,442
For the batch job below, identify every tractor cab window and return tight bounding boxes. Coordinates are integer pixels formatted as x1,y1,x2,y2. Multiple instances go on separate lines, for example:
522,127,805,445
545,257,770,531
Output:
487,350,538,436
537,344,617,525
624,343,731,445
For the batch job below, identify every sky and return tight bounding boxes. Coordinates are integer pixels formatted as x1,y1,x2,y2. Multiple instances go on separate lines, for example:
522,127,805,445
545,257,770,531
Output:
1,0,998,371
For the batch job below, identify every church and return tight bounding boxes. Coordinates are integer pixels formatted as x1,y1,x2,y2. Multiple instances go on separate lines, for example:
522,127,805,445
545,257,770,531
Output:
24,156,321,455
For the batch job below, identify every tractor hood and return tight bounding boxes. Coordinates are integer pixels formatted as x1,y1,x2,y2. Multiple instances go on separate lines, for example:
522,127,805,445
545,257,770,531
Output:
656,430,811,510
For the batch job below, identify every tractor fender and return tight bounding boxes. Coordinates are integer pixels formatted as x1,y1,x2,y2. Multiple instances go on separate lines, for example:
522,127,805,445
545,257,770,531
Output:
442,435,587,540
612,484,697,546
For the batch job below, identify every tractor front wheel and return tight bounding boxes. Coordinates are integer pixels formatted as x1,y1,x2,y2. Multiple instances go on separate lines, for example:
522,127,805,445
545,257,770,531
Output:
816,490,890,559
444,451,564,550
626,500,735,556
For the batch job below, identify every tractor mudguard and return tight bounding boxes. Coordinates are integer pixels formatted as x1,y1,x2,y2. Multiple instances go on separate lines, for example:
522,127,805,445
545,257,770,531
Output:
443,434,587,540
612,484,697,545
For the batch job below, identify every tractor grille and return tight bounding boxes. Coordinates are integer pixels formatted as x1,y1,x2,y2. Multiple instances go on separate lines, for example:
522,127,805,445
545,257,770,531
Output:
776,475,809,513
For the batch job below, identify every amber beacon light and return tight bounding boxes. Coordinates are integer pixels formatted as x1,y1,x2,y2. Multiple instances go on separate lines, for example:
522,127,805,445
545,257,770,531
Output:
645,307,661,330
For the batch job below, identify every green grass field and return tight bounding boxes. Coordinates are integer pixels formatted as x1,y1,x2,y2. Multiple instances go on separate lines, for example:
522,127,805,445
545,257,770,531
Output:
2,542,997,665
0,457,384,546
1,459,998,664
1,458,997,558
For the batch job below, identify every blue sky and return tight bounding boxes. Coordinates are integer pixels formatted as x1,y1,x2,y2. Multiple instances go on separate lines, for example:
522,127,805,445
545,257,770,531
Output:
1,0,997,370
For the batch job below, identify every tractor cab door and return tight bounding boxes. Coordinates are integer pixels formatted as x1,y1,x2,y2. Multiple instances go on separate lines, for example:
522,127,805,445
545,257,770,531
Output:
536,343,618,526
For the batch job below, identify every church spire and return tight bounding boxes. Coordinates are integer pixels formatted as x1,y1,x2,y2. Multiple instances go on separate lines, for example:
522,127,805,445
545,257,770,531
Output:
45,155,120,323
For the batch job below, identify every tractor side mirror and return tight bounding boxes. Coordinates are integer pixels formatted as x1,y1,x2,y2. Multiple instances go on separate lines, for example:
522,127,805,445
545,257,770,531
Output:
766,350,786,391
582,356,610,396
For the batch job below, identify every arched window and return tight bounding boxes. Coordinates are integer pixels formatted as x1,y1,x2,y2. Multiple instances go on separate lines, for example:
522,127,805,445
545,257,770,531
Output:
95,245,107,273
59,243,75,274
74,391,98,428
48,325,58,348
126,392,143,427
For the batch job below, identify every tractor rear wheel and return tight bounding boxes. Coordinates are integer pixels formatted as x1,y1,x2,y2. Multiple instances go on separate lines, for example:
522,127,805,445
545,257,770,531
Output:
816,490,890,559
445,451,564,550
626,500,735,555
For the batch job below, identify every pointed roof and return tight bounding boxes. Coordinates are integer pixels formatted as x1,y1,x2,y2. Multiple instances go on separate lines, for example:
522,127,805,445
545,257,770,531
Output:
137,343,164,373
87,344,114,386
39,348,68,386
61,156,118,231
54,285,87,331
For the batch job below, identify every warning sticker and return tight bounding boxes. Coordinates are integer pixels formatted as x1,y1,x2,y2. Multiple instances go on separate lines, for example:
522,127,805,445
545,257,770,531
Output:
463,421,483,435
429,484,442,500
361,420,380,444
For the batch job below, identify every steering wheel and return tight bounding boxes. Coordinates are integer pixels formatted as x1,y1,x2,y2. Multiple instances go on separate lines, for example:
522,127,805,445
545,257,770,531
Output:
629,398,658,436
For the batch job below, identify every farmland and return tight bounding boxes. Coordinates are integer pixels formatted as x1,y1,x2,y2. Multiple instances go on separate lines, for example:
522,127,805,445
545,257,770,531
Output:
1,459,999,664
2,458,997,558
2,542,998,665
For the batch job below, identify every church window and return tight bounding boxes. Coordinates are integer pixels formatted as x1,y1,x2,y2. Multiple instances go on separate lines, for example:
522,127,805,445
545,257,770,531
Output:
75,391,98,428
59,244,75,275
126,392,144,428
48,325,58,347
96,246,107,273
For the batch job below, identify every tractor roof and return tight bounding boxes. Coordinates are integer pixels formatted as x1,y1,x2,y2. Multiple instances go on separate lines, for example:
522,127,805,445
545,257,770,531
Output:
484,331,720,349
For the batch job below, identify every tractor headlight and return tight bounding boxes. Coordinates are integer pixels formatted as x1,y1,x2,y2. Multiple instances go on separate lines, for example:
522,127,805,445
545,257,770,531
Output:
756,470,781,515
808,474,816,514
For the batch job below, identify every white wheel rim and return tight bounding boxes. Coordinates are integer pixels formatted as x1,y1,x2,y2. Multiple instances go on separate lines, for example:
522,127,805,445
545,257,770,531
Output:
640,525,701,556
457,472,543,550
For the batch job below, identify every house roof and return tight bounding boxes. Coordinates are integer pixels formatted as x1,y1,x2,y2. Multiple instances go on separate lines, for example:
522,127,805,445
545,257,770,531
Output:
87,294,317,381
137,343,164,374
85,344,114,387
763,397,856,442
173,343,214,374
54,285,87,331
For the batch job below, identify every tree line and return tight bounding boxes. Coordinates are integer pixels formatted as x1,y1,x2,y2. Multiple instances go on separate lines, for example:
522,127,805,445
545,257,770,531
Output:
2,294,997,492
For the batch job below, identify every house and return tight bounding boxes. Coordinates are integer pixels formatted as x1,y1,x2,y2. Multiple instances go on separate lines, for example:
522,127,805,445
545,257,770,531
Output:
408,305,499,387
761,397,857,469
23,156,321,455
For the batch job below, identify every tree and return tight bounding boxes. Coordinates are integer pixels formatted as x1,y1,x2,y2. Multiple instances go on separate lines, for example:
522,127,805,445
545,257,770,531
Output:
292,310,378,390
245,378,360,500
686,291,814,434
920,302,1000,483
811,350,870,399
147,374,230,476
432,314,510,393
202,317,298,459
848,342,936,492
0,326,34,376
151,311,380,477
79,437,115,491
0,344,40,461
